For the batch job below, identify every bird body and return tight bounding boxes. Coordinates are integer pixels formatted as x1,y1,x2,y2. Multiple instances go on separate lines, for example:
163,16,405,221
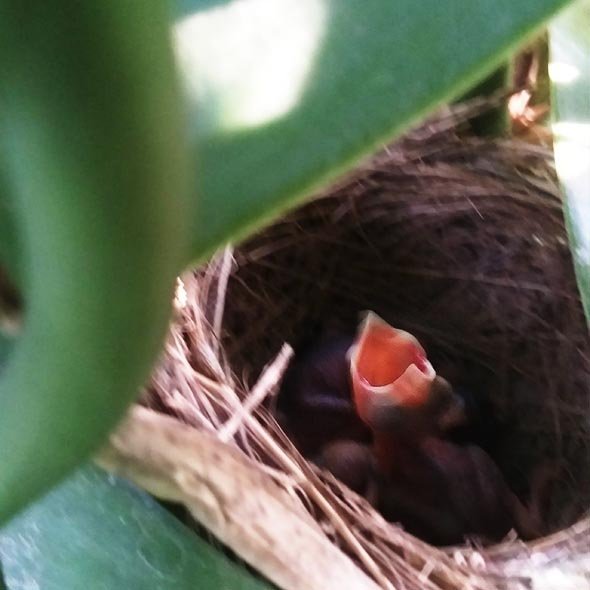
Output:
278,335,370,456
376,435,538,545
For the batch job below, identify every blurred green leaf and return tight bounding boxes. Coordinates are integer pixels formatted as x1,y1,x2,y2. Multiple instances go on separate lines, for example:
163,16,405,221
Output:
176,0,572,262
2,2,574,270
0,466,272,590
550,0,590,324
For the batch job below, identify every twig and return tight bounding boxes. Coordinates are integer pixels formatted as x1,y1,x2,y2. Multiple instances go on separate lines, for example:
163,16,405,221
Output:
218,344,293,442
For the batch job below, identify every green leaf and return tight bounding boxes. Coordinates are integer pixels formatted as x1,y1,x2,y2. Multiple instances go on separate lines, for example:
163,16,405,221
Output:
550,0,590,324
0,465,272,590
175,0,572,262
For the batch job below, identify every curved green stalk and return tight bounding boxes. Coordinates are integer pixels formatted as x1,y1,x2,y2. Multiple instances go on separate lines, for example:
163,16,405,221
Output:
0,2,189,521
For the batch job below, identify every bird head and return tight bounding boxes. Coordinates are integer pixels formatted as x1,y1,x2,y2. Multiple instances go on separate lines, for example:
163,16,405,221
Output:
349,312,465,438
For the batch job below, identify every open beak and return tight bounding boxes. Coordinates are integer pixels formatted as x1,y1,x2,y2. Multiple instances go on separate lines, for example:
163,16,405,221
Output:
349,312,436,424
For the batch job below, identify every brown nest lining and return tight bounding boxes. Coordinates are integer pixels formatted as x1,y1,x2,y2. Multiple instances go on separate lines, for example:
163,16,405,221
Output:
215,112,590,530
105,104,590,589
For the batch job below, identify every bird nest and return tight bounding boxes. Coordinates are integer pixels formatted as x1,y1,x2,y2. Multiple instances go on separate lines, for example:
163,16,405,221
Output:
101,101,590,590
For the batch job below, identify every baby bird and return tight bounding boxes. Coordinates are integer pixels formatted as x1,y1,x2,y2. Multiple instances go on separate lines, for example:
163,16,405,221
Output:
349,312,546,545
279,312,548,544
315,439,378,504
349,312,465,443
278,314,463,455
375,436,547,545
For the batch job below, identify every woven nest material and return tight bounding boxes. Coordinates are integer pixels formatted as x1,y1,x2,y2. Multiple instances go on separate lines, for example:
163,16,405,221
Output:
102,102,590,590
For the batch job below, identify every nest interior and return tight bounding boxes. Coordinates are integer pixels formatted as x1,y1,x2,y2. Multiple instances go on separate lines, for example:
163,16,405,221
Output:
145,106,590,589
206,118,590,534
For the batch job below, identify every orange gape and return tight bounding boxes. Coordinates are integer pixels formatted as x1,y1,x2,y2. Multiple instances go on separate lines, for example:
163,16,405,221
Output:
349,312,436,425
